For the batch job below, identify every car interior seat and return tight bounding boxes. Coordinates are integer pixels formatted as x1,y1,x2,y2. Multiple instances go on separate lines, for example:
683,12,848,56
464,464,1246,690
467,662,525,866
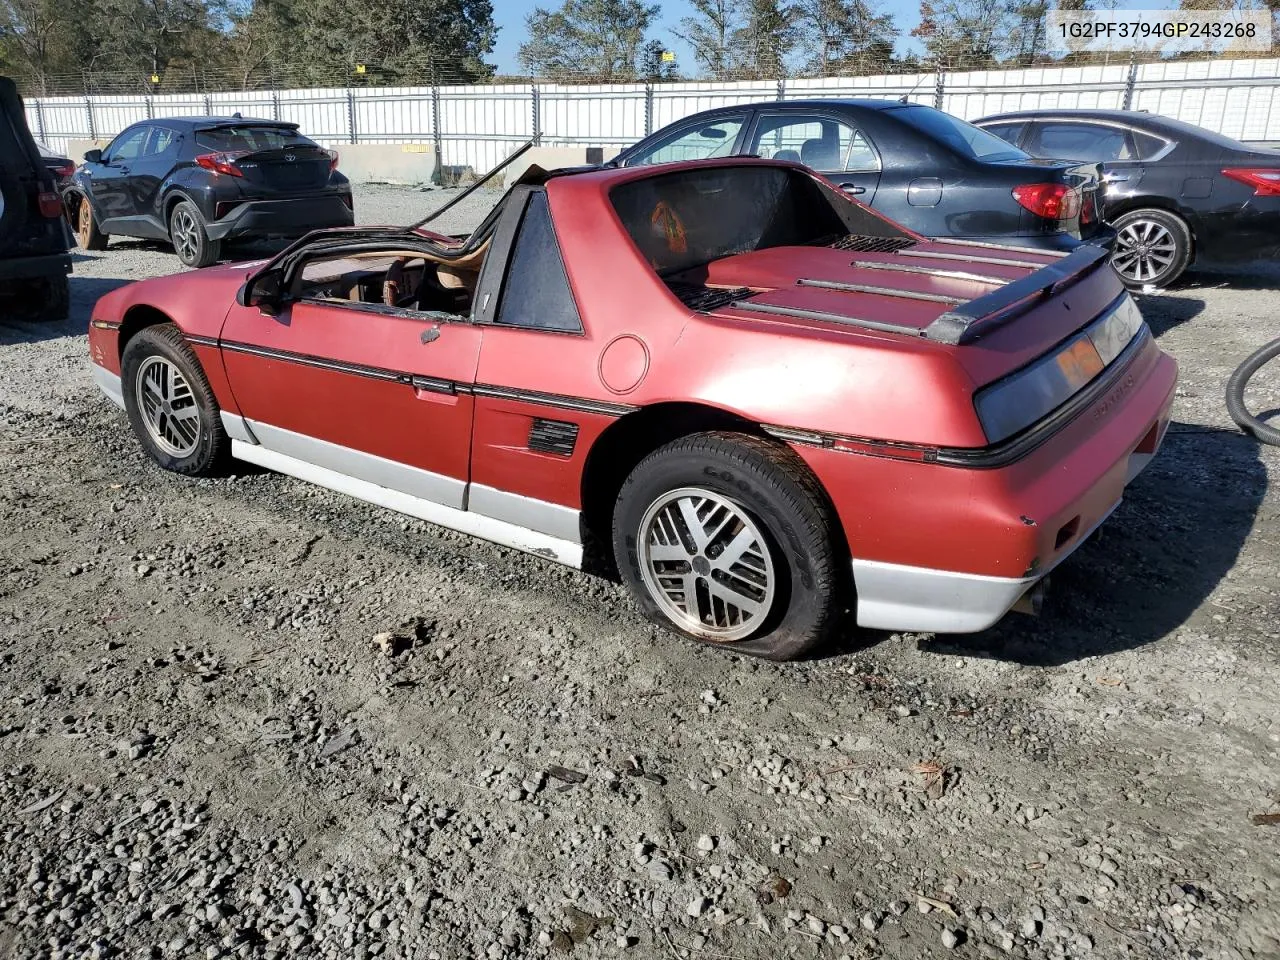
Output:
800,138,840,171
773,149,801,163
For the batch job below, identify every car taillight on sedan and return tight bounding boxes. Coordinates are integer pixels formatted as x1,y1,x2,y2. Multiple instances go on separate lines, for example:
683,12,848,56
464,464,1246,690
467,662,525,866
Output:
1012,183,1082,221
37,190,62,218
195,152,247,177
1221,168,1280,197
326,149,339,172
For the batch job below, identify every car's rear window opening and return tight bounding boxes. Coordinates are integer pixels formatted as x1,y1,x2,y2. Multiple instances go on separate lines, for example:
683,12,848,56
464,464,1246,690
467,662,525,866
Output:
890,105,1029,162
610,165,904,277
195,125,315,153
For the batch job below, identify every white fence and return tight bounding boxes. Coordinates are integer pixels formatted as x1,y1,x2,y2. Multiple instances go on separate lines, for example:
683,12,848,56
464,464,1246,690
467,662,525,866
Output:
23,58,1280,175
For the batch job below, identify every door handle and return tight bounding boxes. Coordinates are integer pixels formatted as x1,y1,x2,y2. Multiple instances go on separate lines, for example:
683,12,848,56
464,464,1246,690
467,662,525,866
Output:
839,183,867,195
1103,174,1129,183
420,326,440,344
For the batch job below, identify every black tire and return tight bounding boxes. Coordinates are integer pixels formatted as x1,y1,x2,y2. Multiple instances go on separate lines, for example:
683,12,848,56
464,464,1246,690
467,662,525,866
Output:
168,199,221,268
1225,337,1280,446
121,323,229,476
76,195,108,251
1109,208,1192,290
612,432,844,661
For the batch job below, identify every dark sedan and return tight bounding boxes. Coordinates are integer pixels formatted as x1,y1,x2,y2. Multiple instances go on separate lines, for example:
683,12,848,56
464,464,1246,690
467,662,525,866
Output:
610,99,1108,253
65,116,354,267
976,109,1280,287
36,142,75,187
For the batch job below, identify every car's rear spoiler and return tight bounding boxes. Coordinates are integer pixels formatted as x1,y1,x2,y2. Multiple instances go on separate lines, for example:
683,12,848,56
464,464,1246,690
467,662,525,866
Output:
922,243,1110,345
729,241,1111,345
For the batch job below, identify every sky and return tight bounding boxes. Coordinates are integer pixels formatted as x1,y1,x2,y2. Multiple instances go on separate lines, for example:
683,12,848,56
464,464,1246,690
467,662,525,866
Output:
488,0,929,76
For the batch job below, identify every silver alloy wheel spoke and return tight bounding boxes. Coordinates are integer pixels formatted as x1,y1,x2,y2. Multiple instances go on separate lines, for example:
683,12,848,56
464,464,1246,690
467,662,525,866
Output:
135,356,200,458
1114,220,1176,283
637,487,777,642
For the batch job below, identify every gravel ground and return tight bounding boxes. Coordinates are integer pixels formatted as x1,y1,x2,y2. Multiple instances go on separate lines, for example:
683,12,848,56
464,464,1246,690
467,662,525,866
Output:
2,184,1279,960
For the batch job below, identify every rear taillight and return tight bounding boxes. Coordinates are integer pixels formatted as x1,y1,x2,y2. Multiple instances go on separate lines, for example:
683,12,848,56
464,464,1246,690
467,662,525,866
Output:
38,191,62,218
55,163,75,178
1221,167,1280,197
1012,183,1081,221
195,152,246,177
326,149,339,173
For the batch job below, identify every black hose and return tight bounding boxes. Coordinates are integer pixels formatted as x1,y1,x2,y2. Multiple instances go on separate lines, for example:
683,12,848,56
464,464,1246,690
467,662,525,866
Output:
1225,336,1280,446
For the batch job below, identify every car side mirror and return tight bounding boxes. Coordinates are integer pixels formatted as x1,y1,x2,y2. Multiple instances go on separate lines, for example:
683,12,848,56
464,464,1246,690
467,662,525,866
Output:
83,149,102,163
237,268,284,316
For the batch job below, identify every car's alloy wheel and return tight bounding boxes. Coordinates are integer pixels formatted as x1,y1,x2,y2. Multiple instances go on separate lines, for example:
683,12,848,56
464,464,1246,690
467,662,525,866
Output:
135,355,201,458
1113,219,1176,283
612,432,843,660
1108,209,1192,288
636,487,777,642
171,207,200,263
120,323,229,476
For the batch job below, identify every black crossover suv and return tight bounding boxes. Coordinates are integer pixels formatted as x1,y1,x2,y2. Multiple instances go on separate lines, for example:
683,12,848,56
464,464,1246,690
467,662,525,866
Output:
0,76,73,321
66,116,354,267
610,99,1111,253
976,109,1280,287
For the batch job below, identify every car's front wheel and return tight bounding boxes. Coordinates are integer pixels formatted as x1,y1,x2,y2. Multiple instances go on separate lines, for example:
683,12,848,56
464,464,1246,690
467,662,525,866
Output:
121,323,228,475
1110,208,1191,289
612,432,844,660
168,200,221,268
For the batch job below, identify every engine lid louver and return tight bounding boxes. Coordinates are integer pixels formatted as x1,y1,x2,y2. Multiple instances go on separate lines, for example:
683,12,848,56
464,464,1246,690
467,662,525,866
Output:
529,418,579,456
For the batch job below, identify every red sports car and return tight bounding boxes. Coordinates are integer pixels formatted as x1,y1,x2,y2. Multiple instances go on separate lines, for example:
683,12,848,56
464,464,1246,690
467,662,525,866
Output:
88,158,1177,660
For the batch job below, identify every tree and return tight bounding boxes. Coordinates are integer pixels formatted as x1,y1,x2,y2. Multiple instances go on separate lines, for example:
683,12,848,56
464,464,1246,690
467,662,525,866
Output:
219,0,300,88
730,0,796,76
518,0,660,80
910,0,1013,67
677,0,738,77
296,0,495,85
1008,0,1049,63
794,0,896,75
0,0,94,93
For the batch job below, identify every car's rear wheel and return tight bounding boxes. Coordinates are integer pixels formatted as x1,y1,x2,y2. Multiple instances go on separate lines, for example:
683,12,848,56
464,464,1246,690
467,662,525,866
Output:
77,196,107,251
612,432,843,661
121,323,229,476
168,200,221,268
1110,209,1191,289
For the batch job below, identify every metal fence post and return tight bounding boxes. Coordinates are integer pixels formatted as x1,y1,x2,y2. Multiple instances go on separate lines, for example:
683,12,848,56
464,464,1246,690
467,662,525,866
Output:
430,83,443,163
85,96,96,142
1122,58,1138,111
934,71,945,109
531,84,542,145
346,88,358,144
776,77,786,101
644,82,653,136
203,94,212,114
145,96,153,120
271,89,280,121
33,99,46,143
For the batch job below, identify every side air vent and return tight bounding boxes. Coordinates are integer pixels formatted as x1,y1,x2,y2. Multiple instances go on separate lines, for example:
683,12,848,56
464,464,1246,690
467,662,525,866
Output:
529,418,579,456
826,235,917,253
667,282,753,312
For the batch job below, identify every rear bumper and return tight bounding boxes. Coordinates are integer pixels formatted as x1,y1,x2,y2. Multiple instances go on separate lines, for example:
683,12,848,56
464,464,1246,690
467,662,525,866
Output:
794,333,1178,635
206,195,354,241
976,226,1116,254
0,252,71,281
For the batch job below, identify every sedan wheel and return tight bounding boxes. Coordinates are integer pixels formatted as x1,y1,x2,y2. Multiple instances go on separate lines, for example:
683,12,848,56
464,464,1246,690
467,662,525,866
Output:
135,355,201,458
1109,209,1191,288
77,197,107,250
637,487,777,642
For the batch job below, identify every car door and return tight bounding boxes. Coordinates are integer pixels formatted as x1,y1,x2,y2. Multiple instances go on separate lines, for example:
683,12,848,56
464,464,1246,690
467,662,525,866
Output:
745,110,882,203
219,255,482,510
127,124,180,228
619,113,751,167
88,124,150,223
1022,120,1146,202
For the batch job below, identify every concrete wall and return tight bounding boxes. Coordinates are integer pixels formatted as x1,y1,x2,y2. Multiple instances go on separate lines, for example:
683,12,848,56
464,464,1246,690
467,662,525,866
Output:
65,139,438,185
502,146,607,185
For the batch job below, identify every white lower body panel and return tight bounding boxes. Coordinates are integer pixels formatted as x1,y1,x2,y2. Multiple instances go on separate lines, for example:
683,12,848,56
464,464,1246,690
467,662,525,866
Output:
227,418,583,569
853,503,1119,634
93,366,125,410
